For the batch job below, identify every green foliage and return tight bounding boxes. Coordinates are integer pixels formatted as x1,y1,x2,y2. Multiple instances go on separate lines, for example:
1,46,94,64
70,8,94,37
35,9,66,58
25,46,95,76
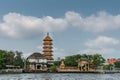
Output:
49,65,57,72
5,51,15,65
64,53,105,68
103,64,113,70
64,54,81,66
115,62,120,68
14,51,24,68
0,50,6,69
92,54,105,68
0,49,24,69
54,61,61,66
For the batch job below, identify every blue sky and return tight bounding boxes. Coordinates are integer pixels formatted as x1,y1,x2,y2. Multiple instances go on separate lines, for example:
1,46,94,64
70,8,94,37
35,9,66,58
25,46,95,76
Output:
0,0,120,59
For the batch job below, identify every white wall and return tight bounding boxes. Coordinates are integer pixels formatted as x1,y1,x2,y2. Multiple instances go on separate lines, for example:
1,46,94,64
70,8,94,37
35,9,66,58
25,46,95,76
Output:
28,58,47,63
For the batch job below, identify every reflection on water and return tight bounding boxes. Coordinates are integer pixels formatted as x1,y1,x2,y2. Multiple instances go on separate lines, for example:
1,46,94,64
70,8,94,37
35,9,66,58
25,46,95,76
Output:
0,73,120,80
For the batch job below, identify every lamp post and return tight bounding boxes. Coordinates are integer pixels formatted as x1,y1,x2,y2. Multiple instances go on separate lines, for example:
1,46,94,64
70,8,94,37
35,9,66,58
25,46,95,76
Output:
113,64,115,71
57,57,60,67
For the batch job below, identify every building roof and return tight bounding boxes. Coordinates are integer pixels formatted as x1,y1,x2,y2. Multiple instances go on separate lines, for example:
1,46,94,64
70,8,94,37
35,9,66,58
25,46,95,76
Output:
43,49,53,52
27,52,45,59
43,53,53,56
43,33,53,41
43,46,53,49
107,58,116,65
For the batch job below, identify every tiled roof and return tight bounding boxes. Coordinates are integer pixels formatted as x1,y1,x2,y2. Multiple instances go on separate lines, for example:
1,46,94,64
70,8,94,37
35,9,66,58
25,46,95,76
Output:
43,35,53,41
27,52,45,59
45,56,54,60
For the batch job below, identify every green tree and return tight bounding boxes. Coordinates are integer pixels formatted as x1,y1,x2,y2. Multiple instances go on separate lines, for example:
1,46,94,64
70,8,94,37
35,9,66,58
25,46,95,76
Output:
92,54,105,68
64,54,81,66
104,64,113,70
49,65,57,72
0,50,6,69
81,54,93,61
115,62,120,68
5,51,15,65
14,51,24,68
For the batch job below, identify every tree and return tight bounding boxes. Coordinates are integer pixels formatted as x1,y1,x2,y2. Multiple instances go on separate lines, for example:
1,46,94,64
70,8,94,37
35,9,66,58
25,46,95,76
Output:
64,54,81,66
14,51,24,68
0,50,6,69
115,62,120,68
92,54,105,68
49,65,57,72
5,51,15,65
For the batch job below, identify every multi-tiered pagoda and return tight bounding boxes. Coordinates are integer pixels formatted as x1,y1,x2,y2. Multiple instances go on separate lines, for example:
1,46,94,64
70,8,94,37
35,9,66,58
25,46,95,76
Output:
43,33,54,60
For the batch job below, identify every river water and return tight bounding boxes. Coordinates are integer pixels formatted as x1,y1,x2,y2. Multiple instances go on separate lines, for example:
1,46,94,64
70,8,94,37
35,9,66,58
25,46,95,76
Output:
0,73,120,80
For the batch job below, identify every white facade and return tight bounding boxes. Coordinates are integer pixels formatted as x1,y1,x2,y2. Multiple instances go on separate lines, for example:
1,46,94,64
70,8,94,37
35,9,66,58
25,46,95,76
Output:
28,58,47,63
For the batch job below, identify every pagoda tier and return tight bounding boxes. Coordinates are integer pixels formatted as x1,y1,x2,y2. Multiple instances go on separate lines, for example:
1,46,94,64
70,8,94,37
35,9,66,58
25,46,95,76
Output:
43,42,53,45
43,33,54,60
43,46,53,49
43,49,53,52
43,52,53,56
45,56,54,60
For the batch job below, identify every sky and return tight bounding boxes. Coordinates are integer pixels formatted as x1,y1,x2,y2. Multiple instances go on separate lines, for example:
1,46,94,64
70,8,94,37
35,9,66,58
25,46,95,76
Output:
0,0,120,59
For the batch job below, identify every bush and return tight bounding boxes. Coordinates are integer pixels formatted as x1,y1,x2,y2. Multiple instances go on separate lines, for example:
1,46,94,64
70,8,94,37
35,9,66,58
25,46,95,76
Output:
49,65,57,72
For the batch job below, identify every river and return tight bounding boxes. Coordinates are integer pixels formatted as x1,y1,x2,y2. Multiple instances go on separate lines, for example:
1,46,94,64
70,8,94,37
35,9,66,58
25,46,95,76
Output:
0,73,120,80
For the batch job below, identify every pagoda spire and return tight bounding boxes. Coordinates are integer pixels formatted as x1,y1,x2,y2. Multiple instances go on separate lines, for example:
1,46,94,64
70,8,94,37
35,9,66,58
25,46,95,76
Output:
47,32,49,36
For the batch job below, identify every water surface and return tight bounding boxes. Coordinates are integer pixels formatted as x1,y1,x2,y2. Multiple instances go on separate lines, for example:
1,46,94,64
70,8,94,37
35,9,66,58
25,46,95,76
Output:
0,73,120,80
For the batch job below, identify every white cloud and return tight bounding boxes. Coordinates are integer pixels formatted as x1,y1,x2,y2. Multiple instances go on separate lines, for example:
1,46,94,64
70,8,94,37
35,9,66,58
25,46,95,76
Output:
80,48,116,55
86,36,119,48
65,11,120,33
80,36,119,55
1,11,120,38
0,12,68,39
37,45,43,51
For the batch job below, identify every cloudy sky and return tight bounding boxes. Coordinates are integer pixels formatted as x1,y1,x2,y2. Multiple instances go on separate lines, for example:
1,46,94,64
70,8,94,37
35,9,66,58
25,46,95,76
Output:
0,0,120,59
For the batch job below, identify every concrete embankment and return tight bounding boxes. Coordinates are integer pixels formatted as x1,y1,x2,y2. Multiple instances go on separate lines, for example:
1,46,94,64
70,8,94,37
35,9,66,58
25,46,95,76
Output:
0,69,23,74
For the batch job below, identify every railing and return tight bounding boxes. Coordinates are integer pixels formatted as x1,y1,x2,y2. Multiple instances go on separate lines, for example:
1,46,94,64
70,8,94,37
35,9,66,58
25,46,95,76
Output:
0,69,23,73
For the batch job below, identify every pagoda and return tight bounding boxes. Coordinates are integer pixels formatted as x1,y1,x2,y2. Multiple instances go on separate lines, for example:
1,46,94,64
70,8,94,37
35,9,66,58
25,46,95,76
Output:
43,33,54,60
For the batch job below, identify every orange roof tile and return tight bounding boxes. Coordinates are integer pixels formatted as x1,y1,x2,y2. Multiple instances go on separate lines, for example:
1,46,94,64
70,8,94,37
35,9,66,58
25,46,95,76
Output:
43,35,53,41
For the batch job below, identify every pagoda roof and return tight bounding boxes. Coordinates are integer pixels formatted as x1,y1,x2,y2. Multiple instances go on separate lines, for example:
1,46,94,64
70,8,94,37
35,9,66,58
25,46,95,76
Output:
43,53,53,56
43,42,53,45
43,46,53,48
43,49,53,52
45,56,54,60
43,33,53,41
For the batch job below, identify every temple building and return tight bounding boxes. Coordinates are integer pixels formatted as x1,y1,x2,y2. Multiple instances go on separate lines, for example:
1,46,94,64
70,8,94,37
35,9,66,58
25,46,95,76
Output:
59,59,65,69
26,33,54,71
43,33,54,65
78,58,90,71
78,58,94,71
27,52,47,71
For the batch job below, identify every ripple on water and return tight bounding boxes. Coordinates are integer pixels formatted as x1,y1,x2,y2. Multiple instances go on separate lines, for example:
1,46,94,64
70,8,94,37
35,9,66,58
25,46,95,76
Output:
0,73,120,80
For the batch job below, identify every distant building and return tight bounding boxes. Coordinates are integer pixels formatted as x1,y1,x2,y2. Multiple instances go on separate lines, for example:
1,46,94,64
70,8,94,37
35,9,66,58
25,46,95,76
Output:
107,58,120,65
59,59,65,69
78,58,94,71
27,52,47,71
58,58,94,72
26,33,54,71
43,33,54,65
107,58,116,65
116,58,120,62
